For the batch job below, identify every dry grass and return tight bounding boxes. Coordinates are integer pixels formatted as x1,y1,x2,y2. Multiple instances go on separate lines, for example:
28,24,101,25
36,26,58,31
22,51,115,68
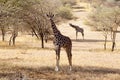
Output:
0,2,120,80
0,62,120,80
0,39,120,80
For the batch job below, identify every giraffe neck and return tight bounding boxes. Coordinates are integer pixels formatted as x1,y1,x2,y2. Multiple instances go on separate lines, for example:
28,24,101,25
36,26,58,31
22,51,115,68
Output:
50,19,61,36
70,24,77,29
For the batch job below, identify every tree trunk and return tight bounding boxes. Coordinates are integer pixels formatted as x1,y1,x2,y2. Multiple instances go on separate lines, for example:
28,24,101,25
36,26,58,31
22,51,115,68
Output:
111,31,116,51
112,42,115,51
13,35,16,46
39,33,44,48
31,28,39,39
9,36,12,46
104,35,107,50
1,29,5,41
9,31,18,46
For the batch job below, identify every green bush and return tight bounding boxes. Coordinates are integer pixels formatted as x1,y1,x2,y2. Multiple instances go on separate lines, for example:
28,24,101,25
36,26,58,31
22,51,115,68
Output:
58,6,73,19
60,0,76,6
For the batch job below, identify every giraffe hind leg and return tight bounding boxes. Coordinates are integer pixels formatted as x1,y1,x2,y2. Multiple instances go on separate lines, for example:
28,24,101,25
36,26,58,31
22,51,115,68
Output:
82,32,84,40
82,34,84,40
65,46,72,71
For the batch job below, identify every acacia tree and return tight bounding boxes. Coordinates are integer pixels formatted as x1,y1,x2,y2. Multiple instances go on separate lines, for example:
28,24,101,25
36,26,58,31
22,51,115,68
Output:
0,14,7,41
1,0,23,46
0,0,22,46
16,0,61,48
86,6,120,51
86,7,110,50
0,0,51,47
0,0,71,48
109,7,120,51
17,0,51,48
0,0,10,41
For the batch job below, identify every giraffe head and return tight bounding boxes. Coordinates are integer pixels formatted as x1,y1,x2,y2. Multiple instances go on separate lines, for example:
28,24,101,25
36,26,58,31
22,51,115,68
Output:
46,12,54,20
69,23,73,26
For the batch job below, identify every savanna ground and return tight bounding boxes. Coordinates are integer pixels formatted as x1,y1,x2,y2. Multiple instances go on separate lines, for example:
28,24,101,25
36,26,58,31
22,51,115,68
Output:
0,2,120,80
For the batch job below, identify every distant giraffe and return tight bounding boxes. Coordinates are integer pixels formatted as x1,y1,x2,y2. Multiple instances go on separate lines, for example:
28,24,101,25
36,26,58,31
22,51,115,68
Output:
47,13,72,71
69,23,84,40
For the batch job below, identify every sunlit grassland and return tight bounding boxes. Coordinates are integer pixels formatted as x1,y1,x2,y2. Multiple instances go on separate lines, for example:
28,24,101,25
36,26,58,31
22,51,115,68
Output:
0,35,120,80
0,1,120,79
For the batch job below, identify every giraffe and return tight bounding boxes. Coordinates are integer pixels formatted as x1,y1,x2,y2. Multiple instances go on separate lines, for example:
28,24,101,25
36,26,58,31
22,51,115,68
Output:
69,23,84,40
47,13,72,71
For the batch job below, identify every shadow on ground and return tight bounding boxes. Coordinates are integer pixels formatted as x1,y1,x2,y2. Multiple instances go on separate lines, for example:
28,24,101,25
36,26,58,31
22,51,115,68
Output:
72,39,111,43
0,65,120,80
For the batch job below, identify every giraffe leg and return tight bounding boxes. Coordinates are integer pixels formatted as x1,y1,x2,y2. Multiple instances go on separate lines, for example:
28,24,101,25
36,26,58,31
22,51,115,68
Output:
65,46,72,71
76,31,78,40
55,46,61,71
83,36,84,40
82,32,84,40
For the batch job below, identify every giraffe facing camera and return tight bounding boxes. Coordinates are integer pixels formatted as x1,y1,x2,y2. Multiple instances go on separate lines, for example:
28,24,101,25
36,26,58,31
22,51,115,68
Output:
46,12,72,71
46,12,54,20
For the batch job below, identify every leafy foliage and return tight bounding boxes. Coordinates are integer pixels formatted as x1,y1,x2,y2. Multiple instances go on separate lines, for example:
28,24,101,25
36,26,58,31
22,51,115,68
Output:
86,3,120,51
0,0,73,47
60,0,76,6
58,6,73,19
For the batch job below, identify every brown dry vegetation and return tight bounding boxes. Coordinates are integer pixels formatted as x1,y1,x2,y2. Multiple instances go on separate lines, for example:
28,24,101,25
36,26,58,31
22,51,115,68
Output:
0,1,120,80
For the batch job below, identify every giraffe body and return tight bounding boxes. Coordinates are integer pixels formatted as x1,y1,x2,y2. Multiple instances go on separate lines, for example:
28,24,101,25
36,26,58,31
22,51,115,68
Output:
53,34,71,47
47,13,72,71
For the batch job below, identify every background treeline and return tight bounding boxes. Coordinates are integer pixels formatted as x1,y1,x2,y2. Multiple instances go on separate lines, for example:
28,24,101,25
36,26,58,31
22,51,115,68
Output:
0,0,76,48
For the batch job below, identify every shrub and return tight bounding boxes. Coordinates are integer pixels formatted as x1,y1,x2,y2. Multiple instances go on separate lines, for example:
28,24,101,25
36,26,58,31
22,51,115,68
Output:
60,0,76,6
58,6,73,19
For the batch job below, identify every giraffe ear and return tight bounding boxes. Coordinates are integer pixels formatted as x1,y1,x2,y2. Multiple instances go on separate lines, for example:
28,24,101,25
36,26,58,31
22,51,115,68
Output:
46,14,49,17
52,14,54,18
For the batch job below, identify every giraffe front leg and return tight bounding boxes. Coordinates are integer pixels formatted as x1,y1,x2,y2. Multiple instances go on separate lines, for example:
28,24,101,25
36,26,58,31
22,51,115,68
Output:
55,46,61,71
65,47,72,71
55,54,59,71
